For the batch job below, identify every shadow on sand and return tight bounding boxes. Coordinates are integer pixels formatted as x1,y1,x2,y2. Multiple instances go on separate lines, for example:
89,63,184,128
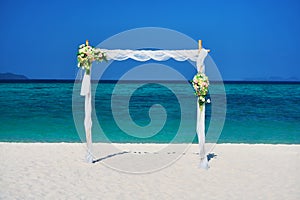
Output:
93,151,130,163
207,153,217,161
93,151,217,164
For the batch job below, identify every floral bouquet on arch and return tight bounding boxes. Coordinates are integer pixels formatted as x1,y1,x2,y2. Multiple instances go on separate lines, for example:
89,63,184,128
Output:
77,42,107,75
191,72,210,108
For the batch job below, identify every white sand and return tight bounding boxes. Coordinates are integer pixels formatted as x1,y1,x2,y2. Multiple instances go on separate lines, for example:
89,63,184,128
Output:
0,143,299,200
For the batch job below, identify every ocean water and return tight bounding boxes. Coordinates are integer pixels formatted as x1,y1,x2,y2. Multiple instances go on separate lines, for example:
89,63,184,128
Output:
0,81,299,144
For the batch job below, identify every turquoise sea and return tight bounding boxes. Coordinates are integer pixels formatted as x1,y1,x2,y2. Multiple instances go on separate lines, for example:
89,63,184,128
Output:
0,81,299,144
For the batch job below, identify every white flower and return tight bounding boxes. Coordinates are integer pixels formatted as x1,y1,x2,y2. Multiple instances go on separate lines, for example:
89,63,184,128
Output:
80,44,87,49
206,99,211,103
193,84,198,91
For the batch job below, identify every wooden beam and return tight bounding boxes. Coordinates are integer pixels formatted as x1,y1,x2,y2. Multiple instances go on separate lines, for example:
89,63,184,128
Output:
198,39,211,52
198,40,202,50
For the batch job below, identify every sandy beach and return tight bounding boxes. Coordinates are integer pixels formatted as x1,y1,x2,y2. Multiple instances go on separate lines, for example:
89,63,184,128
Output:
0,143,299,199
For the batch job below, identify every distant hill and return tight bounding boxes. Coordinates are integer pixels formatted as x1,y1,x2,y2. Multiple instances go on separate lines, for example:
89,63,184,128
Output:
0,73,28,80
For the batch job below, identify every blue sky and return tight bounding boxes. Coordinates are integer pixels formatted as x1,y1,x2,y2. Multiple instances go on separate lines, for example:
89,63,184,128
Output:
0,0,299,80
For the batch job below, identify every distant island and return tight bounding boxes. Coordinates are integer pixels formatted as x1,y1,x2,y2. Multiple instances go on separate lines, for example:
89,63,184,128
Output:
0,73,28,80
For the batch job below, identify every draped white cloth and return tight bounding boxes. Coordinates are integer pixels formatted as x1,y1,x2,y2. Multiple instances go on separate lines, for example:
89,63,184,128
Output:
80,48,209,168
104,49,200,62
80,74,93,163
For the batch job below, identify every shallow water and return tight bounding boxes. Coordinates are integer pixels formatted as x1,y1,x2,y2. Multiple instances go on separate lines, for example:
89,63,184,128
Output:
0,81,299,143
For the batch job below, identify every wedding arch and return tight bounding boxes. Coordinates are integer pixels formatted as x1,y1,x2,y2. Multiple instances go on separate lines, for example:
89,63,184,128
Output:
77,40,211,169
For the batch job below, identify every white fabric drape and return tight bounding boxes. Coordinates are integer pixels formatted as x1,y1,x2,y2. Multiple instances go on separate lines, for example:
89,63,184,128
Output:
103,49,200,62
80,73,93,163
80,48,209,168
196,50,209,169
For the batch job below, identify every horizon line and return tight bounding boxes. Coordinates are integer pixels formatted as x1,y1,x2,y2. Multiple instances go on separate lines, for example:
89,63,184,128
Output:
0,79,299,84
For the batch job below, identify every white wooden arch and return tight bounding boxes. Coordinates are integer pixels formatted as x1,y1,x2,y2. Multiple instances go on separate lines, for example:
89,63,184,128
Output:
79,40,210,169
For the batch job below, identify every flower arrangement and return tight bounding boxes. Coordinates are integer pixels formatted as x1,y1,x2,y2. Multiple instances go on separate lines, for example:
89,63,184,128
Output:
77,41,107,75
191,72,210,108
